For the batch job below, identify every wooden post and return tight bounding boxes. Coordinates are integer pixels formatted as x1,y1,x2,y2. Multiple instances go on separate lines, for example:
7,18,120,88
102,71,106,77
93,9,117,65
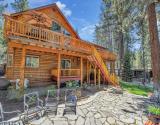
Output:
88,63,91,84
20,47,26,89
94,66,96,86
80,57,83,86
98,69,100,88
86,60,89,83
57,53,61,89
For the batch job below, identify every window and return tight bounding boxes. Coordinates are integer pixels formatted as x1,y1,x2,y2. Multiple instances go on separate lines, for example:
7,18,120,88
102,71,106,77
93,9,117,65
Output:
26,55,39,68
7,54,13,66
51,21,61,33
61,59,71,69
62,27,71,36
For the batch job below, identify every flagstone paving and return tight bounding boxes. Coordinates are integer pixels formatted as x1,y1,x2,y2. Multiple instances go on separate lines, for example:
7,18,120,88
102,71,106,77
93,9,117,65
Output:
29,87,152,125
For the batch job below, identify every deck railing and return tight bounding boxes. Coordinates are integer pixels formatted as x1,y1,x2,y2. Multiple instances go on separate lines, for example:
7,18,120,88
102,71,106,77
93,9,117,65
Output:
4,17,92,54
61,69,80,77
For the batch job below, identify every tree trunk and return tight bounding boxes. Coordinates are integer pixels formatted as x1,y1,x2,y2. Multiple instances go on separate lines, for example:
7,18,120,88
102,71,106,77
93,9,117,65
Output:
119,31,124,78
148,2,160,90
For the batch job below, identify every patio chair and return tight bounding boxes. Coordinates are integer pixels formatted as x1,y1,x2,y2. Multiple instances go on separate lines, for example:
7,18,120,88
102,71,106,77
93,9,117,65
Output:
22,92,44,123
63,89,77,115
0,102,22,124
44,89,59,115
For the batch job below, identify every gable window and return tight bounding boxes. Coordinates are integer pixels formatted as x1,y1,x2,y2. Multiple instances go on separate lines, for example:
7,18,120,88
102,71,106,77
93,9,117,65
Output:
61,59,71,69
51,21,61,33
7,54,13,66
62,27,71,36
26,55,39,68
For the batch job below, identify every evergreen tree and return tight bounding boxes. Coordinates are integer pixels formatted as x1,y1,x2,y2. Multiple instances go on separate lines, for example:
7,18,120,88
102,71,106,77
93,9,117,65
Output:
11,0,29,12
122,52,132,82
0,0,7,64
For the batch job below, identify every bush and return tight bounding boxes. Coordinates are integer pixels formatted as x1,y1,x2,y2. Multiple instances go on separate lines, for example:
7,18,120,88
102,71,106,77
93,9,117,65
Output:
148,105,160,115
7,86,24,101
7,85,56,100
66,80,79,89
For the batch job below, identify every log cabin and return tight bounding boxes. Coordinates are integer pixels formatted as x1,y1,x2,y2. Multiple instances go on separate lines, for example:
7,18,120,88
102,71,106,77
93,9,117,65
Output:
3,3,118,89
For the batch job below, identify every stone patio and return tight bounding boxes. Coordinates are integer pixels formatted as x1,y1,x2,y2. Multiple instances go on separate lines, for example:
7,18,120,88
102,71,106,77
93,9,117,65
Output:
27,87,152,125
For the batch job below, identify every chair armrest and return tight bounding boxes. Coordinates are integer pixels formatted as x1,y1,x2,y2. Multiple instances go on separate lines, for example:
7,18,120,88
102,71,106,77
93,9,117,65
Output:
38,98,43,107
3,110,21,114
24,103,29,111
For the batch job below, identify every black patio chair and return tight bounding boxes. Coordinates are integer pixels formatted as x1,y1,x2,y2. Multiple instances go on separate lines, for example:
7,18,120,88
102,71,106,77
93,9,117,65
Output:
63,89,77,115
0,102,22,125
21,92,44,123
44,89,59,115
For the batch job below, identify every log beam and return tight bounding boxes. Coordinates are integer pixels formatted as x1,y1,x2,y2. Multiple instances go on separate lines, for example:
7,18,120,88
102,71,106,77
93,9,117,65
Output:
94,66,96,86
20,47,26,89
80,57,83,86
98,69,100,88
57,53,61,89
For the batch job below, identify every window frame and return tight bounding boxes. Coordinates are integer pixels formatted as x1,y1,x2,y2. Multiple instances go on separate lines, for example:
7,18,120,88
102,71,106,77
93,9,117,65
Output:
7,54,13,67
61,59,71,69
25,55,40,68
51,21,62,33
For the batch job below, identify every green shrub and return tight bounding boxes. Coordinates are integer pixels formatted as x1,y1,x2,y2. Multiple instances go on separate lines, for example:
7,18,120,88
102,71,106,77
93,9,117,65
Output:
66,80,79,89
148,105,160,115
7,86,24,101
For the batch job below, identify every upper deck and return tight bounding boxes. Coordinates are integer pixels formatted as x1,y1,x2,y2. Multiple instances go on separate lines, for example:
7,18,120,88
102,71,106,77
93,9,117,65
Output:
3,3,116,61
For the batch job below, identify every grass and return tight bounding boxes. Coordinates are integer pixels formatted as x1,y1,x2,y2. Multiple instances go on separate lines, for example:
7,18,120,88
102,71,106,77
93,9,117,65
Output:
120,81,153,96
148,105,160,115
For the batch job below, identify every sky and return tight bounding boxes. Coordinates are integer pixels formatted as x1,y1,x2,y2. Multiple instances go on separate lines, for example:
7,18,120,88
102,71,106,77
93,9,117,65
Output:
6,0,102,42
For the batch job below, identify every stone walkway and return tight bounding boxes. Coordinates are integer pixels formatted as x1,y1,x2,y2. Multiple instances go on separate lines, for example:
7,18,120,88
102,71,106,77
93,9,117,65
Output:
29,88,152,125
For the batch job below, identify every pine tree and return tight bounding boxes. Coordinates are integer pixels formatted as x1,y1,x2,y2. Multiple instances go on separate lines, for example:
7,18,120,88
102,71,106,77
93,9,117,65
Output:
0,0,7,64
122,52,132,82
11,0,29,12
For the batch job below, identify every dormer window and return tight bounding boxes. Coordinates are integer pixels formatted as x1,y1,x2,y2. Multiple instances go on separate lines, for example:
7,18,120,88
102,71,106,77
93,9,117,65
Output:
51,21,61,33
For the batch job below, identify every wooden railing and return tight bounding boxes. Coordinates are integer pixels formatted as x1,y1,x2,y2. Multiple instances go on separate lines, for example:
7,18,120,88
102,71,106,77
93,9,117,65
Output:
4,17,92,54
91,46,118,86
61,69,80,77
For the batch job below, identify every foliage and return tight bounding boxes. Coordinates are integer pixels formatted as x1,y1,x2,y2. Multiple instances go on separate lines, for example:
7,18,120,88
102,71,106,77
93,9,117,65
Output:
66,80,80,89
11,0,29,12
148,105,160,115
120,80,153,96
7,86,24,101
0,0,7,64
122,52,132,82
95,0,153,79
7,85,56,100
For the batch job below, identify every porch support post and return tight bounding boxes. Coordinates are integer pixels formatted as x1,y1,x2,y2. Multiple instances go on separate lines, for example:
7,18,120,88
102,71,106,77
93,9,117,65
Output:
86,60,89,83
20,47,26,89
94,66,96,86
57,53,61,89
80,57,83,86
88,63,91,84
98,69,100,88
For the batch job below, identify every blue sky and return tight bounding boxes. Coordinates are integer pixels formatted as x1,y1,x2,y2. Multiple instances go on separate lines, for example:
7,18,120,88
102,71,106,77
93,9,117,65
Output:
6,0,102,42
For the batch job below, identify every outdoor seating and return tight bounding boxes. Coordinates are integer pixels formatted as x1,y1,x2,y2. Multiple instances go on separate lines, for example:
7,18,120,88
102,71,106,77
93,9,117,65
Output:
44,89,59,115
63,89,77,115
0,102,22,124
21,92,44,123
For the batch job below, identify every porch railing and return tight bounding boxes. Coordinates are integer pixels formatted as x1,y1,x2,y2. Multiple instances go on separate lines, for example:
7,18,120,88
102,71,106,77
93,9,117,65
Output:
4,17,92,54
61,69,80,77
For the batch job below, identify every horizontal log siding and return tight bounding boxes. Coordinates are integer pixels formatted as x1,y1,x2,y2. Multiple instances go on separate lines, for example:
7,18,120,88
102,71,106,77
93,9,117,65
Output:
25,50,58,86
6,48,87,86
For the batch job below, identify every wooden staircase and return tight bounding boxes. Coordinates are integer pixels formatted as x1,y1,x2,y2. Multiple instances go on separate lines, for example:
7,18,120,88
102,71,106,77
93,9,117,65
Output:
87,46,119,86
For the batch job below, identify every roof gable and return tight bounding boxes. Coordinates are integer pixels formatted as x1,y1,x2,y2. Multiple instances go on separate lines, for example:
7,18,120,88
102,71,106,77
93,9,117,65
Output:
10,4,80,39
